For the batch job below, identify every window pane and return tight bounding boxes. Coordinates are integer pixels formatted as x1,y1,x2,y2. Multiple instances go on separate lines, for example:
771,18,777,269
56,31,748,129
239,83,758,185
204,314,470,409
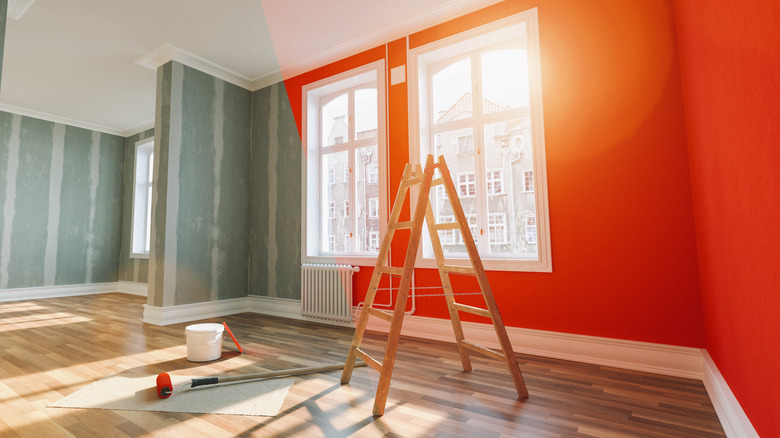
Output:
432,57,472,124
355,145,379,254
481,48,529,114
322,93,348,147
321,151,349,252
484,118,536,256
355,88,378,140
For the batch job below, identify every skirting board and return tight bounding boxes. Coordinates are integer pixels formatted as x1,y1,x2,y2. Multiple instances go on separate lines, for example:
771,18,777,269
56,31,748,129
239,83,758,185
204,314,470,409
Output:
116,281,148,297
0,282,119,302
701,350,759,438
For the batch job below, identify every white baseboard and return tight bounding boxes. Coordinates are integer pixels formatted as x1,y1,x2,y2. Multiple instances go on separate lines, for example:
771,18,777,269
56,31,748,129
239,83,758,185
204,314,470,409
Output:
116,281,148,296
0,282,119,302
701,351,758,437
364,313,705,379
142,297,254,326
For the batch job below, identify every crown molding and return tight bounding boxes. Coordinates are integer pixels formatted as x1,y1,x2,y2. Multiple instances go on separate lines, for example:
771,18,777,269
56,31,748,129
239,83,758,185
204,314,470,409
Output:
8,0,36,20
121,119,155,138
278,0,504,80
0,103,126,136
135,43,256,91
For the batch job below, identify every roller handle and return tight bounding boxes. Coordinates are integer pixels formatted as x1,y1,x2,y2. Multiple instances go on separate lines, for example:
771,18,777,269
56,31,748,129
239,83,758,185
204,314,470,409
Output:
190,376,219,388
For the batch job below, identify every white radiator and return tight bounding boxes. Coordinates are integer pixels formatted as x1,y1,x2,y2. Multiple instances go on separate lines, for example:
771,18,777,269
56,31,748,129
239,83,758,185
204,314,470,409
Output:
301,264,358,324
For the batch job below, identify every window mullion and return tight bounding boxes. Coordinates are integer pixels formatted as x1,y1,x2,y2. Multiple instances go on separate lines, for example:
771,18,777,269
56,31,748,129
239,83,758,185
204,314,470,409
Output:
472,51,489,254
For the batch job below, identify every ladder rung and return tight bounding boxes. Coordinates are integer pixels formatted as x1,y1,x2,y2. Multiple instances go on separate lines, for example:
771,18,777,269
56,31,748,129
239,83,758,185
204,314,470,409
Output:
461,340,505,361
366,306,393,322
451,302,491,318
355,348,383,372
442,265,477,275
389,221,415,230
377,266,405,276
431,177,444,186
431,222,460,230
404,176,424,186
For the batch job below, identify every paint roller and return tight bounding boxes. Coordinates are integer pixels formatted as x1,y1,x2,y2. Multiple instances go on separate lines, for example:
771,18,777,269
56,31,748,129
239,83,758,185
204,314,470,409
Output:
156,361,366,398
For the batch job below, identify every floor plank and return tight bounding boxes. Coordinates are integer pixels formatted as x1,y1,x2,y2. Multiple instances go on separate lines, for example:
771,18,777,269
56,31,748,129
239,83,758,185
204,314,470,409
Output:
0,293,724,437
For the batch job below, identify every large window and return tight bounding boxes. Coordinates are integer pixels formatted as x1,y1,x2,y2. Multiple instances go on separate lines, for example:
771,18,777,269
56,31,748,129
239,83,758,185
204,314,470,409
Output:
302,61,387,262
131,139,154,257
410,9,551,272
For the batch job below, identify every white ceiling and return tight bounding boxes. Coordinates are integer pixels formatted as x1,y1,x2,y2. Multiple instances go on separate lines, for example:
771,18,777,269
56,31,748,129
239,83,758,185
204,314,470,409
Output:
0,0,500,137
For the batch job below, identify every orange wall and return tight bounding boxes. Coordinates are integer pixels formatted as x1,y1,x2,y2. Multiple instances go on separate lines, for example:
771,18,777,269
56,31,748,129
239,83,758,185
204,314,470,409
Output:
286,0,704,347
674,0,780,434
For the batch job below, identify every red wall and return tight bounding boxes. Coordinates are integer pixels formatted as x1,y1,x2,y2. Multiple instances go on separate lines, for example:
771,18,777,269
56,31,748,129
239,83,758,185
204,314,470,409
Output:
286,0,705,347
673,0,780,435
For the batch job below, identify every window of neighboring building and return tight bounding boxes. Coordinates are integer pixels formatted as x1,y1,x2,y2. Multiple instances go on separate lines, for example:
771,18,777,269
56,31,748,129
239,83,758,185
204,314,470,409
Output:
409,9,551,272
369,231,380,250
525,216,537,244
458,172,476,197
486,169,504,195
302,61,387,260
131,138,154,257
523,170,534,192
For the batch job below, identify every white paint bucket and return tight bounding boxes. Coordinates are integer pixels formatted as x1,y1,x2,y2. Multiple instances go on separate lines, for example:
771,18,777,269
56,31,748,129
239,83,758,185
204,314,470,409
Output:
185,323,224,362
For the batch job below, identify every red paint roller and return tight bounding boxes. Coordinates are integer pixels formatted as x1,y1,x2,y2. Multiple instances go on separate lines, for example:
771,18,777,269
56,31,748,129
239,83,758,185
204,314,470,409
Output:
155,361,366,399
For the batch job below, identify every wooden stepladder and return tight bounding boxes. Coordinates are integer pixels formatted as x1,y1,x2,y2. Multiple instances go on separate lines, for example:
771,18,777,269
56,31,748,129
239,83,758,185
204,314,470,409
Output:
340,154,529,416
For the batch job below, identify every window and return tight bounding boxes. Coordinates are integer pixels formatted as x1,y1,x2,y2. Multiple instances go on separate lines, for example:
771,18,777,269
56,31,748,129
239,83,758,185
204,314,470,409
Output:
368,198,379,218
369,231,380,250
410,9,551,271
486,169,504,195
525,216,537,245
131,139,154,257
488,213,507,244
457,135,474,154
303,61,387,261
458,172,476,197
523,170,534,192
437,215,457,244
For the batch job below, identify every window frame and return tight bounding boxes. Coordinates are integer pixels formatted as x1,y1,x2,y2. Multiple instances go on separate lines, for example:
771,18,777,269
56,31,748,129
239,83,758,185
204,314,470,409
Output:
131,138,154,258
408,8,551,272
301,60,388,265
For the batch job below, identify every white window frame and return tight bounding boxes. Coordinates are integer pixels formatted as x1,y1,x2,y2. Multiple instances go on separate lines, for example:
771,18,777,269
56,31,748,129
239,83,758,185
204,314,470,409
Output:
408,8,551,272
302,60,388,264
131,138,154,258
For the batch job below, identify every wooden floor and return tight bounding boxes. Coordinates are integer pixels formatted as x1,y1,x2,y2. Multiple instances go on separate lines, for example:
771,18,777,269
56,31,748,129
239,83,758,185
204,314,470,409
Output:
0,293,724,437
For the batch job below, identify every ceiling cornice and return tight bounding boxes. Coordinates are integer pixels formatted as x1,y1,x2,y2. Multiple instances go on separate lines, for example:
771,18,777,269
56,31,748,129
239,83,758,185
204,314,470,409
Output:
0,103,126,137
135,43,256,90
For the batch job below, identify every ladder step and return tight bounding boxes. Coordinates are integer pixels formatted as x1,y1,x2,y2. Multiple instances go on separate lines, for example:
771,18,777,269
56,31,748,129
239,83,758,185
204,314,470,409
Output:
431,177,445,186
404,176,424,186
431,222,460,230
451,302,491,318
355,348,383,372
442,265,477,275
389,221,415,230
461,340,506,361
366,306,393,322
377,266,405,276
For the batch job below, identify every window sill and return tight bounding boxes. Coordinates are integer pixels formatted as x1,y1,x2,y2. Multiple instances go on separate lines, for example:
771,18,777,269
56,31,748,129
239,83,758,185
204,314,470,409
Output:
416,255,551,273
130,253,150,260
302,255,378,267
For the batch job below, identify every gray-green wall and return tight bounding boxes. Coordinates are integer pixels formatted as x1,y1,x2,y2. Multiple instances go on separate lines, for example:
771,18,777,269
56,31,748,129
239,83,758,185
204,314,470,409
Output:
0,111,125,289
118,127,154,283
250,82,302,299
0,0,6,90
149,61,251,307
